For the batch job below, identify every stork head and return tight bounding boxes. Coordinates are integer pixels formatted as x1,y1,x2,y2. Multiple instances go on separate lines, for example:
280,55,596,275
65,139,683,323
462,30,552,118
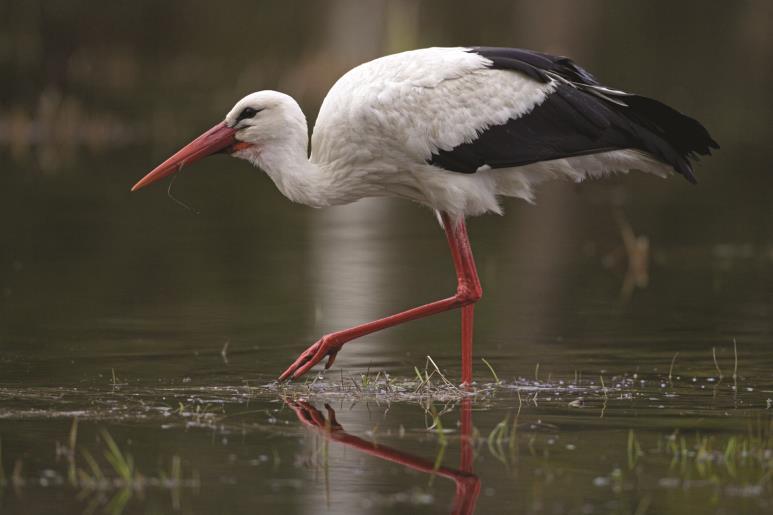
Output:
131,90,307,192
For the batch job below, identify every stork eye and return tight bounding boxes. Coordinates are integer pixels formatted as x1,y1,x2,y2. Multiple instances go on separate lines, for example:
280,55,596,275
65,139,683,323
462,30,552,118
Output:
236,107,261,123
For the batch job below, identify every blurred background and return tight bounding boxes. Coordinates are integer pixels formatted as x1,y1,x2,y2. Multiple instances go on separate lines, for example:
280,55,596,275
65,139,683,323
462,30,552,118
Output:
1,0,771,382
1,2,773,514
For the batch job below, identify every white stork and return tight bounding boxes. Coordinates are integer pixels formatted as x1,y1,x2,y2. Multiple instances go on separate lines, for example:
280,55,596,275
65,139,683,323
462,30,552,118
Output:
131,47,718,384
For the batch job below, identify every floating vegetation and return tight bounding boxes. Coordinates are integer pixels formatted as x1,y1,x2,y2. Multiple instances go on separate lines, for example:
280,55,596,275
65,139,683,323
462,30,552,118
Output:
1,419,199,515
661,422,773,482
0,356,764,425
589,419,773,503
0,344,769,514
627,429,643,470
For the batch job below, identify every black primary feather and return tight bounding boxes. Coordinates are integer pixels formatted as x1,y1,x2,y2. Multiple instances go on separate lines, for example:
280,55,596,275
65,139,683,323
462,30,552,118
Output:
428,47,719,183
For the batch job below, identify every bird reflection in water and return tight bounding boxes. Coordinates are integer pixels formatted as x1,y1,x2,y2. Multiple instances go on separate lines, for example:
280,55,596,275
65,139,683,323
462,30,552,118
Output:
286,398,480,514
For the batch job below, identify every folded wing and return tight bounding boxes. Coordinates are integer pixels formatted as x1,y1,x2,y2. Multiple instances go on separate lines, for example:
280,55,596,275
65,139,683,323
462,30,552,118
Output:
428,47,719,183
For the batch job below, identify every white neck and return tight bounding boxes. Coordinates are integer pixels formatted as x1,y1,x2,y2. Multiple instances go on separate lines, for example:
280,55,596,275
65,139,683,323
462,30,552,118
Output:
230,93,375,208
246,140,336,208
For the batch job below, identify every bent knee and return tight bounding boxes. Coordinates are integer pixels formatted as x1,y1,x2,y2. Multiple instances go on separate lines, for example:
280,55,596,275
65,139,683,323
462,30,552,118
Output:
457,284,483,304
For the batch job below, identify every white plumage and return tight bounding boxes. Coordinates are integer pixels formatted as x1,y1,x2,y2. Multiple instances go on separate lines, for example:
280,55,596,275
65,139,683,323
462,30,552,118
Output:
224,47,676,218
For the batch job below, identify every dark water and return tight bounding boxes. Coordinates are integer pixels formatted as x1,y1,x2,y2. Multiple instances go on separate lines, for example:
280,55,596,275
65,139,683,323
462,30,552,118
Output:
2,1,773,514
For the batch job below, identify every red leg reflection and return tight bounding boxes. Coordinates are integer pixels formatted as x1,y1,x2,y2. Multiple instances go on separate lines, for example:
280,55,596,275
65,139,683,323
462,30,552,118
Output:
460,397,474,474
279,212,482,384
286,398,480,515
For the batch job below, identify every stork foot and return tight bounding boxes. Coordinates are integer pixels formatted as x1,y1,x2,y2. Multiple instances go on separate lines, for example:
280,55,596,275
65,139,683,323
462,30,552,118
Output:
286,399,343,431
279,334,343,381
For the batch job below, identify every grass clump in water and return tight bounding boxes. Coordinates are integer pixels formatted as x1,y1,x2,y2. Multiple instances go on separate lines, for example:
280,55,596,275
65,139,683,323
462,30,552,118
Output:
1,420,200,515
604,420,773,500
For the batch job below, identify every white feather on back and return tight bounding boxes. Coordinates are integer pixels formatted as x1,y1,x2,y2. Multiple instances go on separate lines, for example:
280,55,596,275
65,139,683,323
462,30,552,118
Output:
312,47,553,167
224,48,675,216
307,47,674,217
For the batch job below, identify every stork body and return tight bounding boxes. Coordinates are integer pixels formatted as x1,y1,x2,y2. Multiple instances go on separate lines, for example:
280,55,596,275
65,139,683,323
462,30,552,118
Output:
132,47,718,383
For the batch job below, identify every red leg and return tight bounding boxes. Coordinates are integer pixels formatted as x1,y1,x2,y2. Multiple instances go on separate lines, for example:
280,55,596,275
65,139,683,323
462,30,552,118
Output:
279,212,482,381
286,399,481,514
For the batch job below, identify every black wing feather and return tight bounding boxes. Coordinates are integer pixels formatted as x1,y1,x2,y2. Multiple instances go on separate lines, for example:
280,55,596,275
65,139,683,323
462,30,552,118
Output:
428,47,719,183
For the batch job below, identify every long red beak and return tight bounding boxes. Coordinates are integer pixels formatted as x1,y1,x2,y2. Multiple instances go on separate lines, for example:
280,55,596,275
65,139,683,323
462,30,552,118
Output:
131,122,237,192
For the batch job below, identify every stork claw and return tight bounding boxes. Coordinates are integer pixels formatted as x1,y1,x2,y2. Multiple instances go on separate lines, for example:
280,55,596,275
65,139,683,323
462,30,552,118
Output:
285,399,344,433
278,334,344,381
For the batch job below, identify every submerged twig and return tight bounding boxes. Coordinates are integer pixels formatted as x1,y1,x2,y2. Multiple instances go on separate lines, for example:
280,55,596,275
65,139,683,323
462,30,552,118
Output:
668,352,679,384
221,341,230,365
712,346,723,383
732,338,739,384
